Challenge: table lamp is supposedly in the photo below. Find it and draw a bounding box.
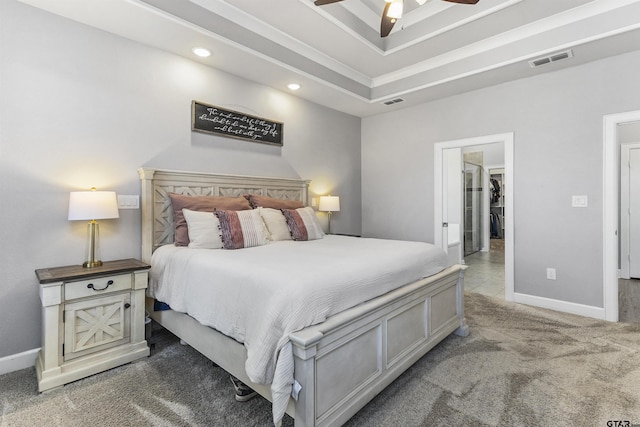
[319,195,340,234]
[68,188,119,268]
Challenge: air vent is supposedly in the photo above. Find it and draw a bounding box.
[383,98,405,106]
[528,49,573,68]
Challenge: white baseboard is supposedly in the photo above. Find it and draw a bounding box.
[0,348,40,376]
[514,293,606,320]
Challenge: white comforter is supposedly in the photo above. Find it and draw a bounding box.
[148,235,448,425]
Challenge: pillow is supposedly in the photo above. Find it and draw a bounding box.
[245,194,304,210]
[169,193,251,246]
[215,209,269,249]
[281,207,325,241]
[258,208,292,241]
[182,209,223,249]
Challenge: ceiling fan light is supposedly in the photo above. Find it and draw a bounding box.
[387,0,403,19]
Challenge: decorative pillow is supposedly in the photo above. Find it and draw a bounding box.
[182,209,223,249]
[258,207,292,241]
[169,193,251,246]
[281,207,325,241]
[245,194,304,210]
[215,209,269,249]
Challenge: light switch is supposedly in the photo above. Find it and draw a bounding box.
[117,195,140,209]
[571,195,588,208]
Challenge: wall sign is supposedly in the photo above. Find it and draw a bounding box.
[191,100,283,146]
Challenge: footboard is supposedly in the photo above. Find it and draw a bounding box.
[290,264,467,427]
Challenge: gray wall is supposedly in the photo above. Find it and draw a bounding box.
[362,49,640,308]
[0,1,361,358]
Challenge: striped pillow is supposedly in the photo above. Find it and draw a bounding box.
[281,207,325,241]
[215,209,268,250]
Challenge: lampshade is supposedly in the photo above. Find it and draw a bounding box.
[68,189,119,268]
[319,196,340,213]
[68,190,119,221]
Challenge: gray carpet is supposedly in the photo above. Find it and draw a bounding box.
[2,293,640,426]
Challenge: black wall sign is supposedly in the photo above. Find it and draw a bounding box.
[191,101,283,146]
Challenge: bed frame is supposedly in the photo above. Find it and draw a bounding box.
[138,167,468,427]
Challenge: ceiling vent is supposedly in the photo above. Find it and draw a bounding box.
[528,49,573,68]
[383,98,405,106]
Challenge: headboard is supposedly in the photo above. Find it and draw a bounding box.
[138,168,310,263]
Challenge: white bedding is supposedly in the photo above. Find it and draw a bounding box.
[148,235,448,425]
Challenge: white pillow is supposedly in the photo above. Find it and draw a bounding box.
[258,207,292,241]
[182,208,223,249]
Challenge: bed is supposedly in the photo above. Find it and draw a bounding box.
[139,168,468,427]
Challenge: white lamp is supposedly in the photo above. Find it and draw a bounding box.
[318,195,340,234]
[68,188,119,268]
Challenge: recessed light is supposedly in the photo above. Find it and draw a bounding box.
[287,83,301,91]
[192,47,211,57]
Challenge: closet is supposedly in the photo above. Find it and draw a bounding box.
[489,168,505,240]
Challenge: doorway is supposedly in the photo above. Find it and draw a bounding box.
[604,110,640,322]
[621,142,640,279]
[434,132,514,301]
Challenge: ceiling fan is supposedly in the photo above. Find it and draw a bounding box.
[314,0,480,38]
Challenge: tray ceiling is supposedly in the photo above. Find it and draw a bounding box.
[17,0,640,117]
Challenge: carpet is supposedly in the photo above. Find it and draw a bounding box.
[2,293,639,426]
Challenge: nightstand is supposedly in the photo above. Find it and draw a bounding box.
[35,258,150,392]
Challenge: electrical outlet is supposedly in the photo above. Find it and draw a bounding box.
[571,195,588,207]
[546,268,556,280]
[117,195,139,209]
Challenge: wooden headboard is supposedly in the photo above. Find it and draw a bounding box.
[138,168,310,263]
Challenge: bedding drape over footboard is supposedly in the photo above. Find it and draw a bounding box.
[148,235,448,425]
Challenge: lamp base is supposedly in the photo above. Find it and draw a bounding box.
[83,221,103,268]
[83,260,103,268]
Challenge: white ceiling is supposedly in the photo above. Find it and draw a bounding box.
[17,0,640,117]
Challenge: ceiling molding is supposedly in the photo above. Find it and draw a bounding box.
[15,0,640,117]
[190,0,373,86]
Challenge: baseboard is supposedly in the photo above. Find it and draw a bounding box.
[0,348,40,376]
[513,293,606,320]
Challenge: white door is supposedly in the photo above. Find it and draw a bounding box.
[621,144,640,279]
[631,148,640,278]
[442,148,463,265]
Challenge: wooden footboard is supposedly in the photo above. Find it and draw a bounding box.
[289,264,466,426]
[147,264,466,426]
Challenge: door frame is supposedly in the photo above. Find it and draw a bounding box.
[620,142,640,279]
[434,132,514,300]
[603,110,640,322]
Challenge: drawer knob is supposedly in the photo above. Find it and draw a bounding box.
[124,303,131,309]
[87,279,114,291]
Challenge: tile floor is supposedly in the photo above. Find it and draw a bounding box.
[463,239,505,300]
[619,277,640,324]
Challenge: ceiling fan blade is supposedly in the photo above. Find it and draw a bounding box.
[380,2,396,38]
[314,0,344,5]
[442,0,480,4]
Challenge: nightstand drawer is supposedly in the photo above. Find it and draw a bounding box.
[65,274,132,301]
